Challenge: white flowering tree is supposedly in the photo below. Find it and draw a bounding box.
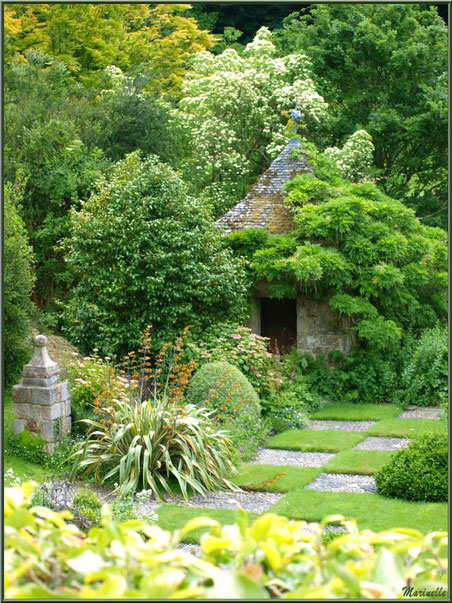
[324,130,375,183]
[173,27,328,216]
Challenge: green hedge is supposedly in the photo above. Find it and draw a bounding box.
[375,433,447,502]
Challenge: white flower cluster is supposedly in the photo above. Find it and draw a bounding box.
[173,27,328,210]
[5,468,21,487]
[325,130,375,182]
[101,65,143,99]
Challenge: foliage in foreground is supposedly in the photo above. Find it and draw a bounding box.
[69,397,237,501]
[4,484,448,599]
[186,361,267,461]
[375,433,448,503]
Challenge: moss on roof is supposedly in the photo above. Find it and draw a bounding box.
[217,138,313,235]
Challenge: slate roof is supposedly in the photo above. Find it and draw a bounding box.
[217,138,313,235]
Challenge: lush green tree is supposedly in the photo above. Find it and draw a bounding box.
[277,4,448,228]
[4,182,35,387]
[173,27,328,216]
[84,66,173,162]
[63,152,248,357]
[226,142,447,349]
[4,52,109,307]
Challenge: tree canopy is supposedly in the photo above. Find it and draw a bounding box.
[63,153,248,356]
[277,3,448,228]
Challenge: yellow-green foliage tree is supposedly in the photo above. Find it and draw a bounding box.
[4,3,214,95]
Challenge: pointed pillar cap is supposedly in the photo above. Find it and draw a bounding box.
[22,335,60,380]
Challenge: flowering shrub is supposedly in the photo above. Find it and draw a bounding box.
[186,361,267,462]
[67,351,130,436]
[5,484,448,599]
[324,129,375,182]
[184,322,274,398]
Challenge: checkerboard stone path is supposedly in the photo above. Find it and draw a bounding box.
[354,437,410,451]
[160,405,440,511]
[398,406,442,420]
[252,448,334,467]
[309,420,376,432]
[305,473,376,494]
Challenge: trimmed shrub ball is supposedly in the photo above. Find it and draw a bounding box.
[186,361,266,462]
[375,433,447,502]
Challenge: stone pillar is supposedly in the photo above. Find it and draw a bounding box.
[12,334,71,453]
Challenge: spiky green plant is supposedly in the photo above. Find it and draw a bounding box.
[69,397,238,501]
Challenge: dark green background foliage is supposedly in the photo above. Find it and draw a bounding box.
[186,361,265,461]
[396,327,448,407]
[375,434,448,502]
[228,143,447,350]
[4,185,35,386]
[277,3,448,229]
[63,153,247,357]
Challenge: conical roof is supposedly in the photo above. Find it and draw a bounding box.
[217,138,313,235]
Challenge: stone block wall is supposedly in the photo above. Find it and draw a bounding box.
[296,295,354,357]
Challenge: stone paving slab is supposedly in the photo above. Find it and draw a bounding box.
[354,437,410,451]
[305,473,376,494]
[252,448,335,468]
[309,420,377,432]
[183,491,283,513]
[398,407,442,420]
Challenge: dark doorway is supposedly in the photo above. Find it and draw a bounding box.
[260,298,297,354]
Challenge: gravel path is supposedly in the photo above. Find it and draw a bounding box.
[398,407,442,420]
[305,473,376,494]
[354,437,410,451]
[308,420,377,432]
[179,491,283,513]
[252,448,334,468]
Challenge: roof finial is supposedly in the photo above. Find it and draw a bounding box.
[290,97,302,136]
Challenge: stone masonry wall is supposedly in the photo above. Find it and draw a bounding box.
[296,295,354,357]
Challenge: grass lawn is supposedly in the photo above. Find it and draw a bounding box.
[367,418,447,438]
[156,504,257,544]
[311,403,402,421]
[230,464,321,492]
[269,490,448,534]
[5,453,48,485]
[323,450,394,475]
[267,429,365,452]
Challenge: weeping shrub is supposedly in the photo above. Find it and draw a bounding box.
[69,397,237,501]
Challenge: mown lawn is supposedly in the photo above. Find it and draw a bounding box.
[231,464,321,492]
[311,402,402,421]
[323,449,394,475]
[269,490,448,534]
[367,418,447,438]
